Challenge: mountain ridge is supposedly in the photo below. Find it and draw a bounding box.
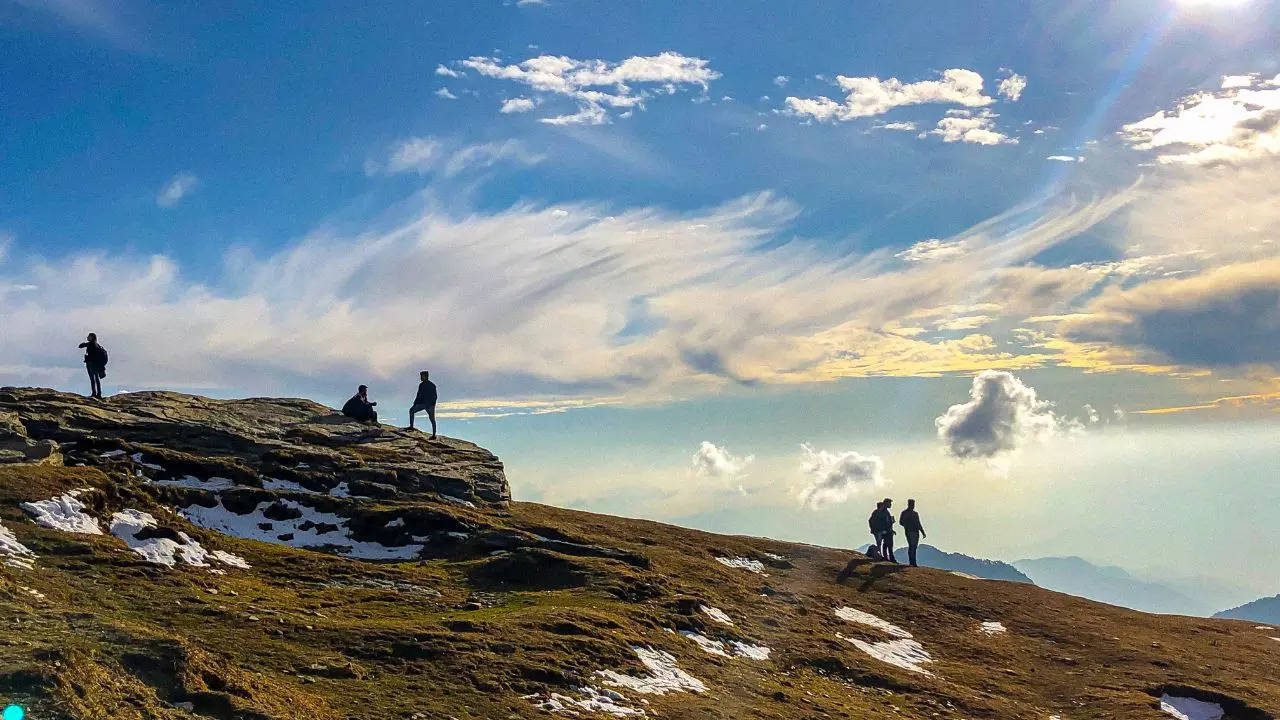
[0,387,1276,719]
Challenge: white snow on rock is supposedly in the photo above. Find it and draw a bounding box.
[386,517,405,528]
[1159,694,1225,720]
[949,571,981,580]
[680,630,730,657]
[715,556,766,574]
[597,646,707,695]
[439,493,477,508]
[20,490,102,534]
[180,497,422,560]
[108,509,249,571]
[19,585,45,600]
[700,605,734,626]
[729,640,772,660]
[526,686,643,716]
[262,477,318,494]
[129,452,165,471]
[838,633,934,676]
[152,475,237,491]
[100,449,126,458]
[0,520,37,569]
[762,552,785,561]
[1254,625,1274,630]
[979,621,1007,635]
[834,607,913,639]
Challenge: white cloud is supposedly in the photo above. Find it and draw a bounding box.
[935,315,992,331]
[935,371,1065,462]
[797,444,886,510]
[1046,155,1083,162]
[435,64,463,78]
[773,75,790,87]
[784,68,995,122]
[156,173,198,208]
[453,52,719,124]
[516,0,548,6]
[997,72,1027,101]
[1120,78,1280,165]
[383,137,442,174]
[435,87,459,100]
[500,97,537,113]
[691,442,754,485]
[878,121,917,132]
[896,239,967,263]
[931,111,1016,145]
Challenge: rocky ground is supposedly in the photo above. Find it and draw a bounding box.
[0,388,1276,720]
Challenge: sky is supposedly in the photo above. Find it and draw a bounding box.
[1,0,1278,594]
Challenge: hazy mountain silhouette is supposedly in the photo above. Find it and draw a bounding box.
[857,543,1032,583]
[1213,595,1280,625]
[1012,556,1211,616]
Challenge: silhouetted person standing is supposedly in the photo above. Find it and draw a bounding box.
[342,385,378,424]
[868,501,886,558]
[77,333,108,400]
[899,498,926,567]
[874,498,897,563]
[408,370,437,439]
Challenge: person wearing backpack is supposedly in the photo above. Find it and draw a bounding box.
[77,332,108,400]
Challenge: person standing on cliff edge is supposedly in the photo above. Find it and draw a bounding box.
[77,332,108,400]
[899,498,926,567]
[408,370,437,440]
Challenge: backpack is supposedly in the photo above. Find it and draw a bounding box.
[91,344,109,367]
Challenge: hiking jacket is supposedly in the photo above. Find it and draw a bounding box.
[414,380,437,406]
[899,509,923,534]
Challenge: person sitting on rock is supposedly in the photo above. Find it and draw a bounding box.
[408,370,437,439]
[341,385,378,424]
[77,332,108,400]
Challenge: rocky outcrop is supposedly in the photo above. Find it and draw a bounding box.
[0,387,509,506]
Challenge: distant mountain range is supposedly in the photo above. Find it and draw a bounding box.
[1012,556,1214,616]
[857,543,1032,583]
[1213,595,1280,625]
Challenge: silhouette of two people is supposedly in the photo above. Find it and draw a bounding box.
[866,497,927,567]
[78,332,108,400]
[341,384,378,424]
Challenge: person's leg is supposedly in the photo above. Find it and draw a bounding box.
[428,406,437,438]
[907,533,919,566]
[408,405,416,429]
[885,533,896,563]
[89,368,102,398]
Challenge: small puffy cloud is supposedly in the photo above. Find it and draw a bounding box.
[896,238,968,263]
[435,64,463,78]
[452,51,719,124]
[785,68,994,122]
[878,121,917,132]
[1060,259,1280,369]
[691,441,754,481]
[931,111,1016,145]
[997,72,1027,101]
[935,370,1063,461]
[773,75,790,87]
[435,87,459,100]
[797,444,886,510]
[156,173,198,208]
[1047,155,1084,162]
[500,97,537,113]
[1120,78,1280,165]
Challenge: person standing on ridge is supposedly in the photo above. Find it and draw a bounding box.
[408,370,437,440]
[77,332,108,400]
[899,498,926,567]
[867,501,886,559]
[341,385,378,424]
[874,498,897,563]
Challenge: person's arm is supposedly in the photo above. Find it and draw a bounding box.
[78,342,88,348]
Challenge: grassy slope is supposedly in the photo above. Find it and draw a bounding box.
[0,464,1276,720]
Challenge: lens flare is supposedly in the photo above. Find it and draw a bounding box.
[2,705,24,720]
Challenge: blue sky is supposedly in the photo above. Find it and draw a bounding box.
[2,0,1278,591]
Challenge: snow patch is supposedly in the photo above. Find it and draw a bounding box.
[152,475,237,491]
[729,640,772,660]
[1254,625,1274,630]
[762,552,785,561]
[108,509,249,571]
[680,630,730,657]
[700,605,734,626]
[949,571,981,580]
[262,477,318,494]
[0,520,37,569]
[20,490,102,534]
[838,634,934,676]
[180,498,422,560]
[439,493,477,508]
[19,585,45,600]
[99,449,126,458]
[979,621,1007,635]
[597,646,706,695]
[834,607,913,639]
[526,686,642,716]
[1159,695,1224,720]
[386,518,405,528]
[715,556,766,574]
[129,452,165,471]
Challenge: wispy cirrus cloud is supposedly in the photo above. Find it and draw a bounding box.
[366,136,543,177]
